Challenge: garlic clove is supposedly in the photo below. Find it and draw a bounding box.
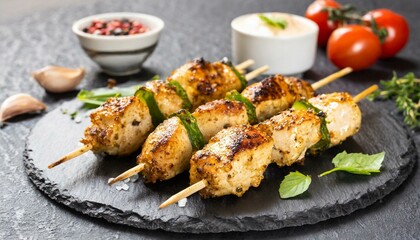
[32,66,85,93]
[0,93,47,122]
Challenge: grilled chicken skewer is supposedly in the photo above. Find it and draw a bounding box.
[48,59,263,169]
[159,86,377,208]
[108,67,352,185]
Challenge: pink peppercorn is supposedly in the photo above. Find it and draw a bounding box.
[82,18,148,36]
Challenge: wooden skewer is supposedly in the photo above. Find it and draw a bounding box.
[159,85,379,208]
[245,65,269,81]
[353,85,378,103]
[108,163,145,185]
[159,179,208,209]
[311,67,352,90]
[47,144,92,169]
[234,59,255,70]
[246,66,352,86]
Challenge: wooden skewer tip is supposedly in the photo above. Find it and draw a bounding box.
[340,67,353,74]
[47,145,92,169]
[353,85,379,103]
[311,67,353,90]
[159,179,208,209]
[245,65,269,81]
[108,163,145,186]
[235,59,255,70]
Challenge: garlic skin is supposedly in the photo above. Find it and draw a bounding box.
[32,66,85,93]
[0,94,47,122]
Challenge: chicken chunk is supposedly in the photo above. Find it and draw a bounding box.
[242,75,314,121]
[167,58,242,109]
[144,80,184,117]
[138,99,248,182]
[193,99,249,142]
[190,125,273,198]
[81,96,153,155]
[138,117,192,183]
[309,92,362,146]
[257,109,322,167]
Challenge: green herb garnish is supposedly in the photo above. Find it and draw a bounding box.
[258,14,288,30]
[151,75,160,80]
[76,76,161,108]
[319,151,385,177]
[279,171,311,199]
[225,90,258,124]
[168,80,193,110]
[170,109,206,150]
[70,111,78,120]
[135,87,166,127]
[292,100,330,153]
[77,86,140,108]
[369,72,420,128]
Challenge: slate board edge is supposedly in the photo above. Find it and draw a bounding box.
[23,128,417,234]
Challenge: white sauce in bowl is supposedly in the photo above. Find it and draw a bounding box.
[231,12,319,75]
[233,13,313,38]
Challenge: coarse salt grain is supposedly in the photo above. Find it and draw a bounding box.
[74,116,82,123]
[121,183,129,191]
[177,198,187,207]
[123,178,130,183]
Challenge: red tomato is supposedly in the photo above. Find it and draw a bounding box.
[362,9,409,58]
[327,25,381,71]
[305,0,341,46]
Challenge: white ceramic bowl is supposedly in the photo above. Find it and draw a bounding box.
[72,12,164,76]
[232,13,318,75]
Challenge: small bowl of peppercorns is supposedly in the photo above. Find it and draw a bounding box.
[72,12,164,76]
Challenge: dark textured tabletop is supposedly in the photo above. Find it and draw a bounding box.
[0,0,419,239]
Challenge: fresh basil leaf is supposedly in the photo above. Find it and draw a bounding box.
[279,171,311,199]
[319,151,385,177]
[319,167,377,176]
[258,14,288,30]
[332,151,384,169]
[77,86,140,108]
[76,75,162,108]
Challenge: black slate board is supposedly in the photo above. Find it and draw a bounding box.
[24,94,416,233]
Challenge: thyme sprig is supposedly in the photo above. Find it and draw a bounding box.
[369,72,420,128]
